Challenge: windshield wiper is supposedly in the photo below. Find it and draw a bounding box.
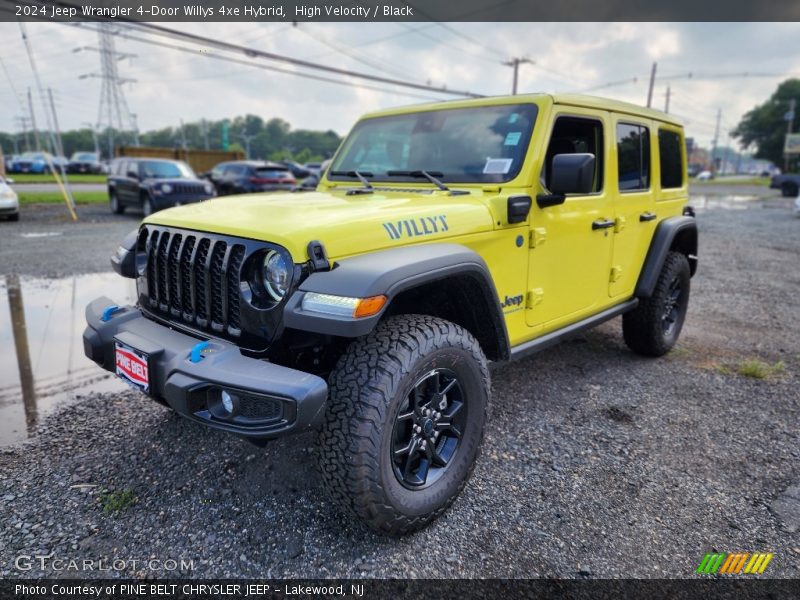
[387,170,449,191]
[330,170,373,194]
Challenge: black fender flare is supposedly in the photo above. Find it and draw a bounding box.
[635,216,698,298]
[283,243,510,360]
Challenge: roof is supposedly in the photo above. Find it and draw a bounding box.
[361,93,683,127]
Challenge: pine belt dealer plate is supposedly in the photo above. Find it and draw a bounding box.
[114,341,150,393]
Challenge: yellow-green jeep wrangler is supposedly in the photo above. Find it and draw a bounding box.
[84,94,697,535]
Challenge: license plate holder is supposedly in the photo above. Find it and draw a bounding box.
[114,341,150,393]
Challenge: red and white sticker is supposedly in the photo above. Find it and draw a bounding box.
[114,342,150,393]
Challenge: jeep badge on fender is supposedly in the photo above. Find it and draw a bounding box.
[84,94,696,536]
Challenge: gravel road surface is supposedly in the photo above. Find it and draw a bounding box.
[1,190,798,579]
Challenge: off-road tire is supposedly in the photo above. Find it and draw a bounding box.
[109,191,124,214]
[318,314,490,536]
[623,251,691,357]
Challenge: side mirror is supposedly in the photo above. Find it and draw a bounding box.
[550,153,596,195]
[127,170,139,179]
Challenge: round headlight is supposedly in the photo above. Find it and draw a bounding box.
[161,183,173,194]
[262,250,289,302]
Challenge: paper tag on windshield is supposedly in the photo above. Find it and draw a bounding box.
[483,158,513,174]
[504,132,522,146]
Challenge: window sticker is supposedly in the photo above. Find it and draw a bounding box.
[504,131,522,146]
[483,158,513,174]
[508,113,520,124]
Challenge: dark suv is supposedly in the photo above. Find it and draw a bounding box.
[206,161,296,195]
[108,158,215,216]
[67,152,104,174]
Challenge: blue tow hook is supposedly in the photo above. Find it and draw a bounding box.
[101,305,122,322]
[189,341,210,363]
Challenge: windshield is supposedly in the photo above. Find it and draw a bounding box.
[72,152,98,161]
[140,160,195,179]
[330,103,538,184]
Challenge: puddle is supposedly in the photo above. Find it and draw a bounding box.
[690,194,760,211]
[0,273,136,447]
[19,232,63,239]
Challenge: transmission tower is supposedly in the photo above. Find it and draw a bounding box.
[78,24,139,158]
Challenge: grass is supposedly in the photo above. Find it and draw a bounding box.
[690,176,770,187]
[18,191,108,205]
[100,489,136,515]
[735,359,785,380]
[8,173,107,184]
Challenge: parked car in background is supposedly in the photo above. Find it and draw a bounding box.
[10,152,49,174]
[4,154,20,173]
[67,151,104,174]
[107,158,215,216]
[770,173,800,197]
[696,170,713,181]
[206,161,296,195]
[280,160,311,180]
[304,161,322,174]
[294,159,331,191]
[0,176,19,221]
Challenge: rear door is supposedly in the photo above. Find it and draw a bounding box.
[526,108,615,329]
[609,117,656,297]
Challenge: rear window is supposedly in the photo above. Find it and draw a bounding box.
[254,167,291,178]
[658,129,684,189]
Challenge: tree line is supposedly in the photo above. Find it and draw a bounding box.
[0,115,343,164]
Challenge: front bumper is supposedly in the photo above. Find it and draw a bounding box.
[83,296,328,440]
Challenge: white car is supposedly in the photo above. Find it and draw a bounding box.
[794,190,800,217]
[696,170,713,181]
[0,176,19,221]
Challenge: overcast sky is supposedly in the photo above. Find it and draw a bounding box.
[1,22,799,152]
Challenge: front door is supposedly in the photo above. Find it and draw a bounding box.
[526,109,615,329]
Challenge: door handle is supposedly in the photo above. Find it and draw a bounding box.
[592,218,615,230]
[639,212,657,222]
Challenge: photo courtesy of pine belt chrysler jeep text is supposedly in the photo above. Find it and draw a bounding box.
[84,94,698,535]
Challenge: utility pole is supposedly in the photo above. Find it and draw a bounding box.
[179,119,188,150]
[240,133,255,159]
[27,88,41,151]
[785,98,796,173]
[502,57,533,95]
[76,23,138,158]
[83,122,100,155]
[646,62,657,108]
[47,88,65,158]
[664,85,671,114]
[201,119,210,150]
[711,108,721,175]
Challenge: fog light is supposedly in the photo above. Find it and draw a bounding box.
[221,390,234,414]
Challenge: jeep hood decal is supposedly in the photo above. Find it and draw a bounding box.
[143,190,494,261]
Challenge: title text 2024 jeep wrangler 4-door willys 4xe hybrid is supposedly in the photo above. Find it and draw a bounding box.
[84,94,697,535]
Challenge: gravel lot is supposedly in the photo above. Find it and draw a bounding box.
[1,189,798,579]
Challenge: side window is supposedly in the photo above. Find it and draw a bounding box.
[616,123,650,191]
[211,165,225,178]
[658,129,684,189]
[543,116,604,193]
[224,165,243,176]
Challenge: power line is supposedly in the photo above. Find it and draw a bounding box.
[69,22,445,102]
[120,20,482,98]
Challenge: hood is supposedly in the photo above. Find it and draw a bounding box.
[143,177,207,186]
[144,188,495,261]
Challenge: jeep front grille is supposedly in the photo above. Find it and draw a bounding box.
[139,227,246,337]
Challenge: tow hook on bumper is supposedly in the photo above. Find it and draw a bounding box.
[82,296,329,440]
